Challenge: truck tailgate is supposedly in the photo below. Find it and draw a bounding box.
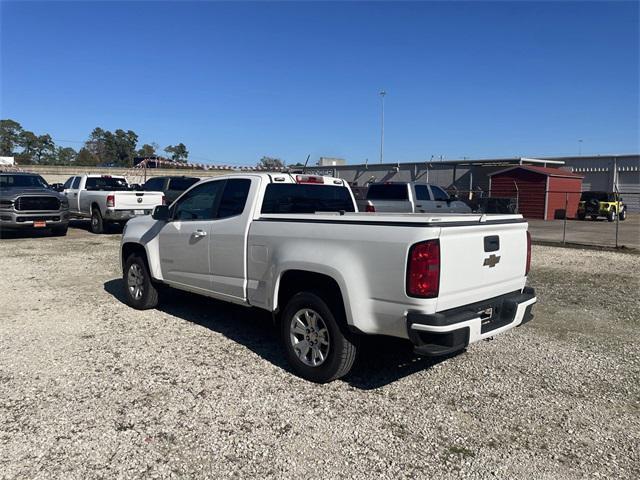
[436,222,528,311]
[114,192,164,210]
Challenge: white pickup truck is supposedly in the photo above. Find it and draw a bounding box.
[62,174,164,233]
[120,173,536,383]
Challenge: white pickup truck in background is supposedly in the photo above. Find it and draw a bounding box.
[120,173,536,383]
[62,174,165,233]
[358,181,473,214]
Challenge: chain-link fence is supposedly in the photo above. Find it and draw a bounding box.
[450,188,639,249]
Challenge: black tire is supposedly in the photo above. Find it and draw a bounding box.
[619,209,627,221]
[90,207,104,234]
[607,209,617,222]
[590,215,598,221]
[51,225,68,236]
[123,253,159,310]
[280,291,358,383]
[577,213,586,221]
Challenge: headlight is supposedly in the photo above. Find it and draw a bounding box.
[0,199,13,209]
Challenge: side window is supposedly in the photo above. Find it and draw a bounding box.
[172,181,224,221]
[144,178,165,191]
[414,185,431,201]
[63,177,74,189]
[217,179,251,219]
[430,186,450,201]
[71,177,81,189]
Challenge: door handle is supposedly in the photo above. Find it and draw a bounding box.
[192,229,207,238]
[73,193,77,197]
[415,204,422,208]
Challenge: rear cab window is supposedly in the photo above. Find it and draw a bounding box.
[366,184,408,201]
[85,177,129,191]
[261,183,356,214]
[430,185,450,201]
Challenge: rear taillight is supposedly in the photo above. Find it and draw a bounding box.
[525,230,531,275]
[365,204,375,212]
[106,194,115,208]
[407,240,440,298]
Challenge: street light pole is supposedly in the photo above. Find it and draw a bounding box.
[379,90,386,164]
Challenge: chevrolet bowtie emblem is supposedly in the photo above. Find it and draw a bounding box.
[483,254,501,268]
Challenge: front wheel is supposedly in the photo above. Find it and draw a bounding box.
[577,212,586,220]
[619,209,627,221]
[123,253,159,309]
[280,291,358,383]
[607,209,617,222]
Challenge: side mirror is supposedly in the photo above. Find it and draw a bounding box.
[51,183,64,192]
[152,205,170,221]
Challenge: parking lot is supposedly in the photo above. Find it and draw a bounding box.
[1,226,639,479]
[528,215,640,250]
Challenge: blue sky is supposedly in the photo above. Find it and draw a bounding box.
[1,1,638,165]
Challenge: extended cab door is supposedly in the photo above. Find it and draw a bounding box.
[64,176,82,213]
[208,177,255,301]
[157,180,225,292]
[414,184,436,213]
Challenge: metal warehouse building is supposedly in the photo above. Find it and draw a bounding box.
[304,154,640,212]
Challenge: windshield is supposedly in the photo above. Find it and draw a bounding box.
[85,177,129,191]
[0,174,49,189]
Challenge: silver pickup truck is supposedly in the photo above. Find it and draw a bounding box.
[61,174,164,233]
[357,182,472,214]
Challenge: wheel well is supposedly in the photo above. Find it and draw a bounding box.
[121,242,147,271]
[277,270,346,323]
[91,202,100,213]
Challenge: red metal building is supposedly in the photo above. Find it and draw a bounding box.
[489,166,583,220]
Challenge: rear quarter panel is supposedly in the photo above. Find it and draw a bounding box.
[247,220,441,338]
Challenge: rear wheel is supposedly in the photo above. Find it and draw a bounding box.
[90,208,104,234]
[619,208,627,221]
[607,209,617,222]
[590,215,598,221]
[577,212,586,220]
[280,291,358,383]
[123,253,159,309]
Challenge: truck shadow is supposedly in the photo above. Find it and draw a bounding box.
[104,279,454,389]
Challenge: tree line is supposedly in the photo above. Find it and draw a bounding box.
[0,119,189,167]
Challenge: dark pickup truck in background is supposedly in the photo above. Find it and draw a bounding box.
[0,172,70,236]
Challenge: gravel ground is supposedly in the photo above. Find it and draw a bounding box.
[1,226,639,479]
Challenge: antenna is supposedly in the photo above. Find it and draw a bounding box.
[302,154,311,173]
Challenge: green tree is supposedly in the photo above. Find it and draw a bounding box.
[18,130,38,161]
[33,134,55,163]
[258,156,285,170]
[55,147,77,165]
[164,143,189,163]
[137,143,157,157]
[0,119,23,155]
[85,127,138,166]
[75,147,99,166]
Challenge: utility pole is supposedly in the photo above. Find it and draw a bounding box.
[379,90,386,164]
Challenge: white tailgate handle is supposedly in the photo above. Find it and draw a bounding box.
[192,229,207,238]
